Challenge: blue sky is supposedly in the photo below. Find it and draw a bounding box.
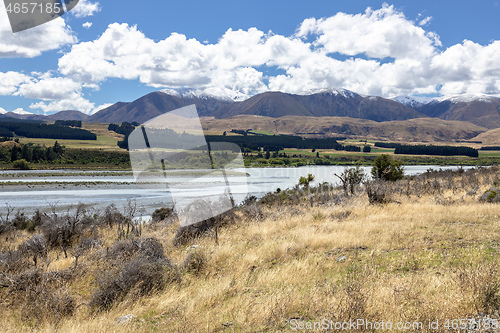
[1,0,500,115]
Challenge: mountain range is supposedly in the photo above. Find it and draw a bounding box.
[2,89,500,131]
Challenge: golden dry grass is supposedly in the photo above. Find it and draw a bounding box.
[1,171,499,332]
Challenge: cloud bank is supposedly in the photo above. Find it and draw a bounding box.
[3,3,500,114]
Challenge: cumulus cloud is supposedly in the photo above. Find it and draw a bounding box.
[56,5,451,98]
[6,3,500,114]
[30,92,96,113]
[83,22,93,29]
[295,4,441,60]
[0,71,31,95]
[70,0,101,18]
[0,4,76,58]
[16,75,83,100]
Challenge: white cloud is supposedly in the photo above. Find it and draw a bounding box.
[419,16,432,26]
[5,3,500,112]
[0,4,76,58]
[16,75,82,100]
[70,0,101,18]
[0,71,31,95]
[295,4,441,60]
[91,103,113,114]
[30,92,96,113]
[83,22,93,29]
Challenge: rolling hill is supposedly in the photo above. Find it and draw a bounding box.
[201,115,487,143]
[411,94,500,129]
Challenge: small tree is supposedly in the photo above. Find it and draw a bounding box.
[335,166,366,195]
[298,173,315,188]
[371,154,404,181]
[363,145,371,153]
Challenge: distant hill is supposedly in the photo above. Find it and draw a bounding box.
[471,128,500,146]
[201,115,487,143]
[89,91,233,123]
[45,110,89,121]
[408,94,500,129]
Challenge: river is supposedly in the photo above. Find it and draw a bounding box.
[0,165,475,215]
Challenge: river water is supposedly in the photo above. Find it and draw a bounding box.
[0,165,474,215]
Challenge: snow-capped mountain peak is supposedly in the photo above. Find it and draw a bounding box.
[392,96,435,108]
[300,87,358,98]
[438,93,500,104]
[0,107,7,114]
[161,87,249,102]
[10,108,32,115]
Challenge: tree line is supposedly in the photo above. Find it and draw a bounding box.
[108,122,139,150]
[0,121,96,140]
[480,146,500,151]
[204,135,361,152]
[0,141,64,164]
[394,144,478,157]
[54,120,82,128]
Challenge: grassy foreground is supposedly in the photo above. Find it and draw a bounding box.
[0,168,499,332]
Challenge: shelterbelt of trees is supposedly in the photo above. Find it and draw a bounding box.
[0,138,130,168]
[0,121,96,140]
[375,142,479,157]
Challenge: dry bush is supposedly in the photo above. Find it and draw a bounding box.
[107,237,166,263]
[39,204,98,259]
[182,250,206,275]
[90,257,167,312]
[365,180,390,204]
[90,237,178,312]
[151,207,175,222]
[18,234,47,267]
[173,210,236,246]
[6,268,76,325]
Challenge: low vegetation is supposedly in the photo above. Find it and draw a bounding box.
[0,164,499,331]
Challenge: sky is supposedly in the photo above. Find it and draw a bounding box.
[1,0,500,115]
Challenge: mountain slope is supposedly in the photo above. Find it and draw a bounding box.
[212,92,314,118]
[212,89,426,121]
[292,89,425,121]
[201,115,486,142]
[417,95,500,129]
[89,91,233,123]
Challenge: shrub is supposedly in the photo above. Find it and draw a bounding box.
[108,237,166,262]
[90,238,175,312]
[7,269,76,324]
[12,159,30,170]
[18,234,47,267]
[12,211,35,232]
[371,154,404,181]
[151,207,174,222]
[479,188,500,203]
[183,251,206,275]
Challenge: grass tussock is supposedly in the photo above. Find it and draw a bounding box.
[0,166,499,332]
